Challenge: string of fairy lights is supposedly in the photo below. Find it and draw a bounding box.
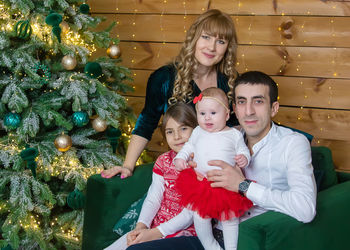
[156,0,167,59]
[0,138,103,180]
[0,141,86,242]
[113,0,341,147]
[0,4,96,54]
[240,2,341,144]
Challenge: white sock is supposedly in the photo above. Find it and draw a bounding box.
[193,212,223,250]
[222,217,239,250]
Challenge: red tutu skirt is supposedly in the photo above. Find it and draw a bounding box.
[176,168,253,221]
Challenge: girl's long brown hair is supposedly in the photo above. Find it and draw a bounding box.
[161,102,197,137]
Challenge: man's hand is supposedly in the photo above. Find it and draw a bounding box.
[235,154,248,168]
[206,160,245,192]
[127,228,163,246]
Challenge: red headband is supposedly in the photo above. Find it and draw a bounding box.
[193,93,203,104]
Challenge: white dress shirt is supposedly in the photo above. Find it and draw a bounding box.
[241,122,317,223]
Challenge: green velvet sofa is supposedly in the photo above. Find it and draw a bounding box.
[82,146,350,250]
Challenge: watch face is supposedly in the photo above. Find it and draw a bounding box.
[239,181,249,192]
[239,179,251,195]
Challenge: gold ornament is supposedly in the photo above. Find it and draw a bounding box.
[92,117,108,132]
[54,133,72,152]
[60,21,70,34]
[62,55,77,70]
[107,45,121,59]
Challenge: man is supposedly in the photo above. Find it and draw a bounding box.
[207,71,316,223]
[127,71,317,250]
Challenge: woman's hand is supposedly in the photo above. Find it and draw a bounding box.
[127,228,163,246]
[101,166,133,179]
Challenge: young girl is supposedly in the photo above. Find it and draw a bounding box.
[174,87,253,250]
[104,102,198,250]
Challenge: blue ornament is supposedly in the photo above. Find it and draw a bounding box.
[72,111,89,127]
[4,112,21,130]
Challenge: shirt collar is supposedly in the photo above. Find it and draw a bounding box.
[248,122,276,155]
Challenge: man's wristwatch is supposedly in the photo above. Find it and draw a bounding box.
[238,179,252,196]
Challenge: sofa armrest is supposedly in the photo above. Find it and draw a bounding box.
[337,171,350,183]
[82,163,154,250]
[238,180,350,250]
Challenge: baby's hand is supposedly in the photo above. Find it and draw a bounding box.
[174,158,187,171]
[235,154,248,168]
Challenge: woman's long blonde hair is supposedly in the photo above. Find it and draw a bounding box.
[169,9,238,106]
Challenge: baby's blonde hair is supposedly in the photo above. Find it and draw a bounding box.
[198,87,229,110]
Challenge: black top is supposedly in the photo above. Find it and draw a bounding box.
[132,64,238,140]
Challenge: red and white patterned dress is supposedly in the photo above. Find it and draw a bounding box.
[150,150,196,238]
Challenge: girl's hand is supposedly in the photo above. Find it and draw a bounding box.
[128,228,163,246]
[174,158,187,171]
[235,154,248,168]
[101,166,133,179]
[127,229,139,246]
[126,223,148,246]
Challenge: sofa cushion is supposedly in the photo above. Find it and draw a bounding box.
[238,180,350,250]
[313,168,325,192]
[113,193,146,236]
[311,146,338,191]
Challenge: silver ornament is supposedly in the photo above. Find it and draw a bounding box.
[92,117,108,132]
[62,55,77,70]
[54,134,72,152]
[107,45,121,59]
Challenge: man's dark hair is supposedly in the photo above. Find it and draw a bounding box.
[233,71,278,106]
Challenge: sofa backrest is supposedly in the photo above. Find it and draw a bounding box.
[311,146,338,192]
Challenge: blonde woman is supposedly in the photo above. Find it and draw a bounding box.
[102,9,239,179]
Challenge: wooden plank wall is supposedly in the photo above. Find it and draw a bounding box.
[89,0,350,172]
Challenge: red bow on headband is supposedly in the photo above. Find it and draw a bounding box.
[193,93,203,104]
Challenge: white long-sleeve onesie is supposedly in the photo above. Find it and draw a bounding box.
[175,126,250,176]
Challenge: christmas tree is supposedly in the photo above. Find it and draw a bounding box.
[0,0,136,249]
